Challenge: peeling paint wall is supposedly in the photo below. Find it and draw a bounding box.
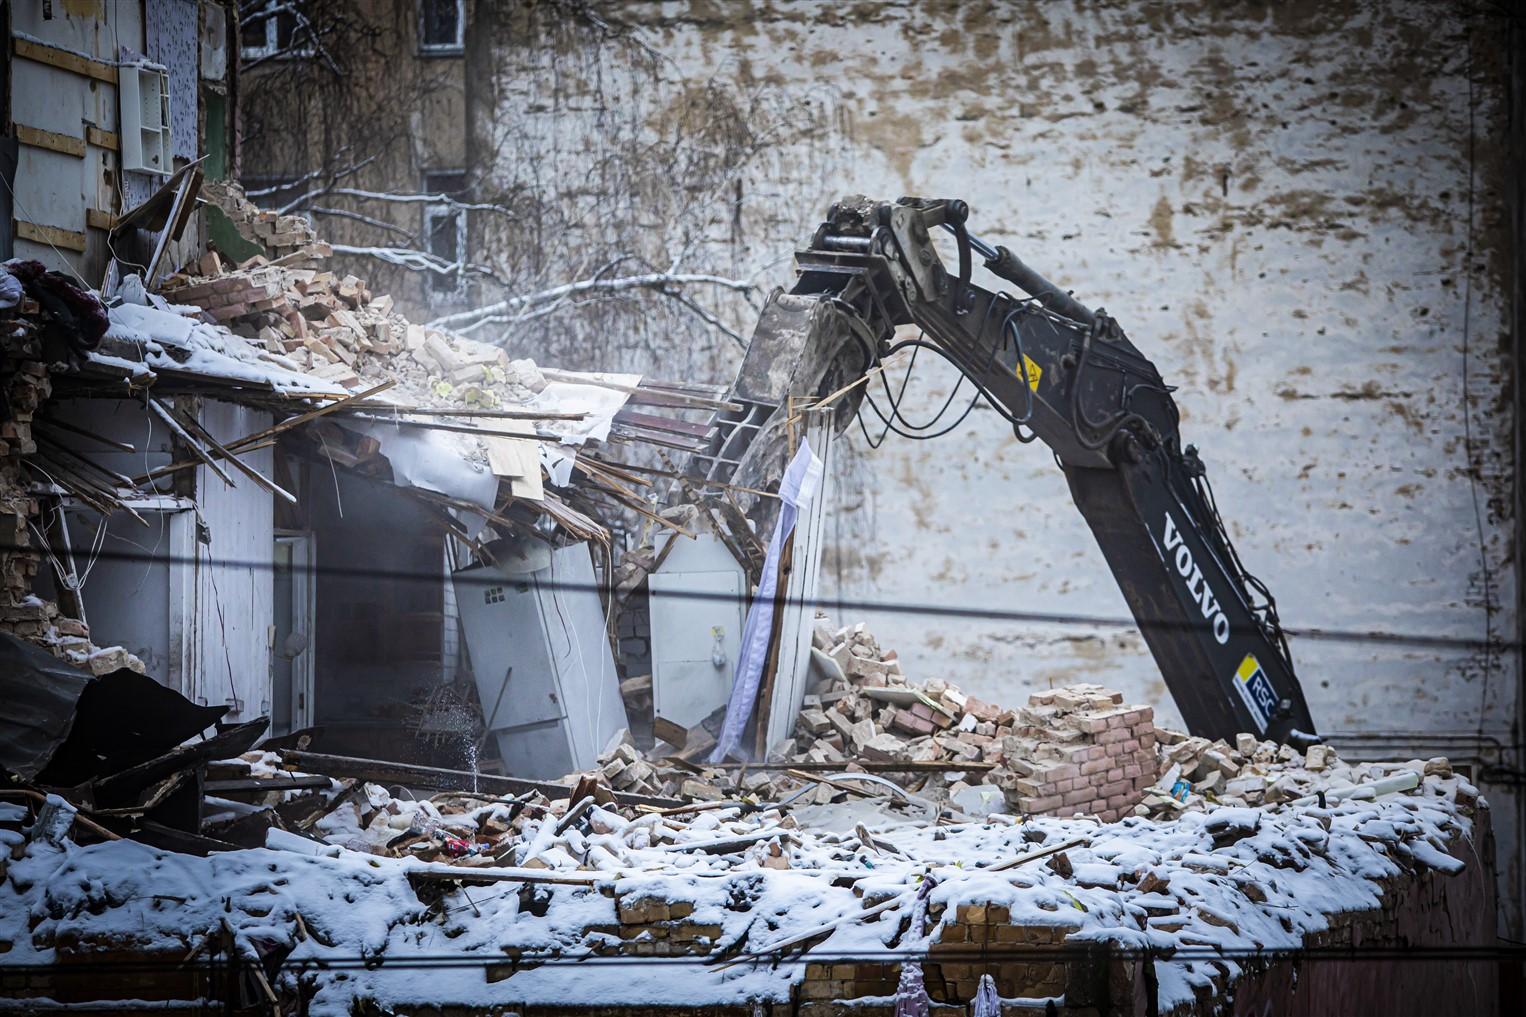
[479,0,1519,928]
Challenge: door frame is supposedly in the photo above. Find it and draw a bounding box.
[273,530,316,734]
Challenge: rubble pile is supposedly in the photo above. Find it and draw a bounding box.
[784,620,1160,822]
[0,743,1489,1015]
[158,249,550,404]
[159,250,409,389]
[202,179,321,259]
[1136,727,1455,818]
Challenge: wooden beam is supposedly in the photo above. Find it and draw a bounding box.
[15,219,86,253]
[16,124,85,158]
[12,37,118,84]
[279,750,682,810]
[172,404,297,505]
[148,398,237,488]
[706,759,997,773]
[86,126,120,151]
[205,775,332,795]
[85,208,116,231]
[132,382,394,485]
[339,403,585,421]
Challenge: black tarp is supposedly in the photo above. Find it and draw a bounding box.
[0,632,226,785]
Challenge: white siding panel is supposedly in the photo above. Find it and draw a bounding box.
[190,401,274,722]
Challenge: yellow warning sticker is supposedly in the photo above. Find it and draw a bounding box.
[1016,353,1042,391]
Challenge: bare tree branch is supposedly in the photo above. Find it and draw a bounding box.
[315,188,520,217]
[308,206,418,243]
[275,154,383,214]
[665,289,746,348]
[328,243,506,286]
[425,271,755,332]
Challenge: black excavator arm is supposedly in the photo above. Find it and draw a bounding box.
[696,195,1318,746]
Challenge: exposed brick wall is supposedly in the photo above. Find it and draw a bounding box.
[0,322,49,619]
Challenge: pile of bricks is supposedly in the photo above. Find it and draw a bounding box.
[159,254,544,405]
[160,251,405,389]
[786,621,1017,768]
[992,685,1158,823]
[786,621,1160,821]
[202,179,320,258]
[1139,727,1457,818]
[596,734,786,803]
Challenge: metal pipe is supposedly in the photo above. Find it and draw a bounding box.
[944,223,1095,326]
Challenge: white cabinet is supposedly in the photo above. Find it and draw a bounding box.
[119,63,172,175]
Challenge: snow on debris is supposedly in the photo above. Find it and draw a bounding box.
[0,759,1483,1014]
[93,299,337,396]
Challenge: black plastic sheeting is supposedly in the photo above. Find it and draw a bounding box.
[0,631,226,785]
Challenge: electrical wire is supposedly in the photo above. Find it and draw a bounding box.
[0,544,1510,655]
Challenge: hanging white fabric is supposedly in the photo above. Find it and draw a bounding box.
[972,973,1001,1017]
[894,875,939,1017]
[708,439,824,763]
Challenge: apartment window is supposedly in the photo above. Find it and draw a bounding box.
[419,0,465,54]
[240,2,313,62]
[423,171,468,298]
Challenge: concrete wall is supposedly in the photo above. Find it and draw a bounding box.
[471,1,1519,929]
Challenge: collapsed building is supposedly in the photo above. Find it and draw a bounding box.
[0,3,1512,1016]
[0,202,1504,1013]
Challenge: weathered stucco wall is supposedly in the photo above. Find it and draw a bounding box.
[473,0,1519,927]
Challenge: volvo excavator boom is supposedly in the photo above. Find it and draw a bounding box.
[693,196,1318,746]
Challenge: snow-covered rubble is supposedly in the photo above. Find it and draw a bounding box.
[0,751,1485,1014]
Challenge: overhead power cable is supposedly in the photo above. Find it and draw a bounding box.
[0,541,1514,655]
